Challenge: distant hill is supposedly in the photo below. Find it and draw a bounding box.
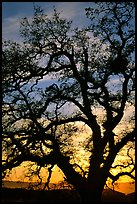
[126,192,136,202]
[2,180,30,189]
[2,180,59,190]
[2,180,135,194]
[102,189,126,202]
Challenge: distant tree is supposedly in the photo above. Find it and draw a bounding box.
[2,2,135,202]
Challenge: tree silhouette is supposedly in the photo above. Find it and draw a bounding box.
[2,3,135,202]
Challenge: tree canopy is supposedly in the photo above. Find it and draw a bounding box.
[2,2,135,202]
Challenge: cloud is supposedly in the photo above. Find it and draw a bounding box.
[54,2,84,19]
[53,2,92,28]
[42,2,90,20]
[2,2,93,42]
[123,104,135,121]
[2,15,22,41]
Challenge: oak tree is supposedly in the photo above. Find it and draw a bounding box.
[2,2,135,202]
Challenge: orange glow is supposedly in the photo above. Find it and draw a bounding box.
[112,181,135,195]
[4,162,64,183]
[3,160,135,195]
[3,120,135,195]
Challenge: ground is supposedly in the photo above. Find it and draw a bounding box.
[1,187,135,202]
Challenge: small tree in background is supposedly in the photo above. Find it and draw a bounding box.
[2,2,135,202]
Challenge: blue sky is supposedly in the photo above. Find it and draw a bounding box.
[2,2,94,92]
[2,2,135,118]
[2,2,95,116]
[2,2,94,41]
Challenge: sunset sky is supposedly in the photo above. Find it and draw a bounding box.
[2,2,135,195]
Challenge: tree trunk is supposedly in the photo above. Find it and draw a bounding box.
[77,184,103,202]
[56,153,106,202]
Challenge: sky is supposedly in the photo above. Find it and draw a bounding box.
[2,0,94,184]
[2,1,135,124]
[2,1,95,114]
[2,1,101,120]
[2,2,135,193]
[2,2,94,41]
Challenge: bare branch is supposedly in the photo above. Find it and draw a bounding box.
[108,169,135,183]
[43,164,54,190]
[115,129,135,153]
